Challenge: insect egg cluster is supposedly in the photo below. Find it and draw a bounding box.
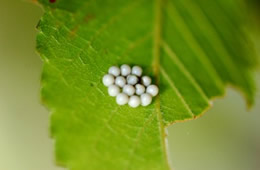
[102,64,159,108]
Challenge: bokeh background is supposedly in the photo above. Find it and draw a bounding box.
[0,1,259,170]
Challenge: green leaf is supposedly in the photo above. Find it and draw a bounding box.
[36,0,257,169]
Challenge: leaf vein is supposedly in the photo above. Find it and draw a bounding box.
[160,67,195,116]
[162,41,209,102]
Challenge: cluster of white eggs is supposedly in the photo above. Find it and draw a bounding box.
[102,64,159,108]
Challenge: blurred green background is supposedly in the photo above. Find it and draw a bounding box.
[0,1,259,170]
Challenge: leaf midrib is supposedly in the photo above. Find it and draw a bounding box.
[153,0,170,169]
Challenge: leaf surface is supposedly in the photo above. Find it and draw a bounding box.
[36,0,257,169]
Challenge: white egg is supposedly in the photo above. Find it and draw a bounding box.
[108,66,120,76]
[115,76,126,88]
[131,65,143,77]
[123,84,135,96]
[140,93,152,106]
[128,95,141,108]
[146,85,159,96]
[141,76,152,87]
[120,64,131,76]
[102,74,114,86]
[135,84,145,95]
[127,75,138,85]
[108,85,120,97]
[116,93,129,105]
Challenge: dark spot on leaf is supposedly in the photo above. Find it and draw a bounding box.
[90,83,94,87]
[69,25,79,38]
[103,49,109,55]
[36,20,41,29]
[49,0,56,3]
[84,14,95,24]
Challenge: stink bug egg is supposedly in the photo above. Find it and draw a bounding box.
[135,84,145,95]
[102,74,114,87]
[128,95,141,108]
[115,76,126,88]
[120,64,131,76]
[116,93,129,105]
[146,85,159,96]
[132,65,142,77]
[123,84,135,96]
[141,76,152,87]
[108,85,120,97]
[141,93,152,106]
[127,75,138,85]
[108,66,120,76]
